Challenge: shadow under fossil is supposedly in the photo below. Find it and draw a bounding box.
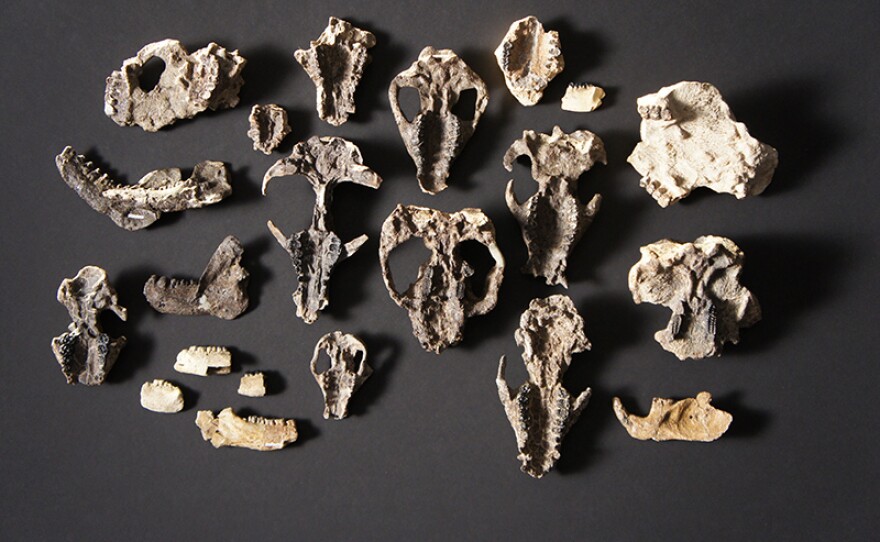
[103,264,159,383]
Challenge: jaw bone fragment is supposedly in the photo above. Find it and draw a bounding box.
[238,372,266,397]
[504,126,606,287]
[174,346,232,376]
[140,379,184,413]
[311,332,372,420]
[379,205,505,353]
[144,236,249,319]
[613,392,732,442]
[295,17,376,126]
[51,266,127,385]
[496,295,591,478]
[494,16,564,106]
[104,39,246,132]
[627,81,778,207]
[248,104,291,154]
[196,408,298,451]
[55,146,231,231]
[561,83,605,112]
[629,236,761,360]
[389,46,489,194]
[263,136,382,324]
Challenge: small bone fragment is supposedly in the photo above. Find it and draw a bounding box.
[55,147,232,231]
[389,47,489,194]
[379,205,505,353]
[140,379,184,413]
[628,236,761,360]
[295,17,376,126]
[263,136,382,324]
[612,392,732,442]
[195,408,298,451]
[494,16,564,106]
[238,372,266,397]
[310,332,371,419]
[104,39,246,131]
[504,126,606,286]
[496,295,591,478]
[174,346,232,376]
[248,104,291,154]
[51,266,127,385]
[627,81,778,206]
[561,83,605,112]
[144,236,249,320]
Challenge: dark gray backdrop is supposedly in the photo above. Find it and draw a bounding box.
[1,1,878,540]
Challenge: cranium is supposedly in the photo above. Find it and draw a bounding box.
[494,16,564,106]
[310,332,372,420]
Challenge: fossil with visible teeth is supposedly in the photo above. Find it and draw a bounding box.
[174,346,232,376]
[140,379,184,413]
[494,16,564,106]
[238,372,266,397]
[247,104,291,154]
[196,408,298,451]
[613,392,732,442]
[561,83,605,112]
[310,332,371,419]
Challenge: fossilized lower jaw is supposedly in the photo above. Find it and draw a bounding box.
[196,408,298,451]
[613,392,732,442]
[56,146,231,231]
[504,126,606,287]
[389,47,489,194]
[561,83,605,112]
[494,16,564,106]
[144,236,249,319]
[238,372,266,397]
[248,104,291,154]
[174,346,232,376]
[311,332,372,419]
[295,17,376,126]
[140,379,184,413]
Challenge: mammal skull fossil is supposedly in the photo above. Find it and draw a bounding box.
[310,332,372,419]
[494,16,564,106]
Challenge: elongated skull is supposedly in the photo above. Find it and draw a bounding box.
[310,332,372,419]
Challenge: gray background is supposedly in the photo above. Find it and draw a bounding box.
[1,0,878,539]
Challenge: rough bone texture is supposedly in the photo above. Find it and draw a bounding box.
[389,47,489,194]
[379,205,505,353]
[144,236,249,319]
[295,17,376,126]
[496,295,591,478]
[51,266,127,385]
[196,408,298,451]
[263,136,382,324]
[104,39,246,132]
[494,16,564,106]
[174,346,232,376]
[55,147,232,231]
[504,126,606,286]
[561,83,604,112]
[248,104,291,154]
[238,373,266,397]
[613,392,733,442]
[629,236,761,360]
[311,332,372,419]
[140,379,184,413]
[627,81,778,207]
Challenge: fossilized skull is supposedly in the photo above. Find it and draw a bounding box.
[196,408,298,451]
[248,104,291,154]
[310,332,372,420]
[389,47,489,194]
[613,392,733,442]
[379,205,505,353]
[504,126,606,287]
[494,16,564,106]
[628,236,761,360]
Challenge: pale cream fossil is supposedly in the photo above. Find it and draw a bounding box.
[174,346,232,376]
[238,372,266,397]
[494,16,564,106]
[310,332,372,420]
[140,379,184,413]
[248,104,291,154]
[561,83,605,112]
[613,392,733,442]
[196,408,298,451]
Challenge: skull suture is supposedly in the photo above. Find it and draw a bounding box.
[310,332,372,420]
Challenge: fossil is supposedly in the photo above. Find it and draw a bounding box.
[104,39,246,132]
[310,332,372,420]
[51,266,127,385]
[389,46,489,194]
[238,372,266,397]
[144,236,249,319]
[379,205,505,353]
[263,136,382,324]
[55,146,231,231]
[629,236,761,360]
[174,346,232,376]
[494,16,563,106]
[627,81,778,207]
[496,295,591,478]
[195,408,298,451]
[295,17,376,126]
[613,392,732,442]
[248,104,291,154]
[561,83,605,112]
[140,379,184,413]
[504,126,606,287]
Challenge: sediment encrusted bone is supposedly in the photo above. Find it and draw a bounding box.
[504,126,606,287]
[174,346,232,376]
[263,136,382,323]
[140,379,184,413]
[627,81,778,206]
[55,146,231,231]
[628,236,761,360]
[496,295,591,478]
[310,332,372,419]
[248,104,291,154]
[494,16,564,106]
[295,17,376,126]
[195,408,298,451]
[51,266,127,385]
[389,47,489,194]
[144,236,249,319]
[379,205,505,353]
[104,39,246,131]
[613,392,732,442]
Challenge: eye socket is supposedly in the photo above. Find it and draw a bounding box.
[314,350,333,374]
[138,57,166,92]
[397,86,421,122]
[458,239,495,298]
[387,237,432,295]
[451,88,478,121]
